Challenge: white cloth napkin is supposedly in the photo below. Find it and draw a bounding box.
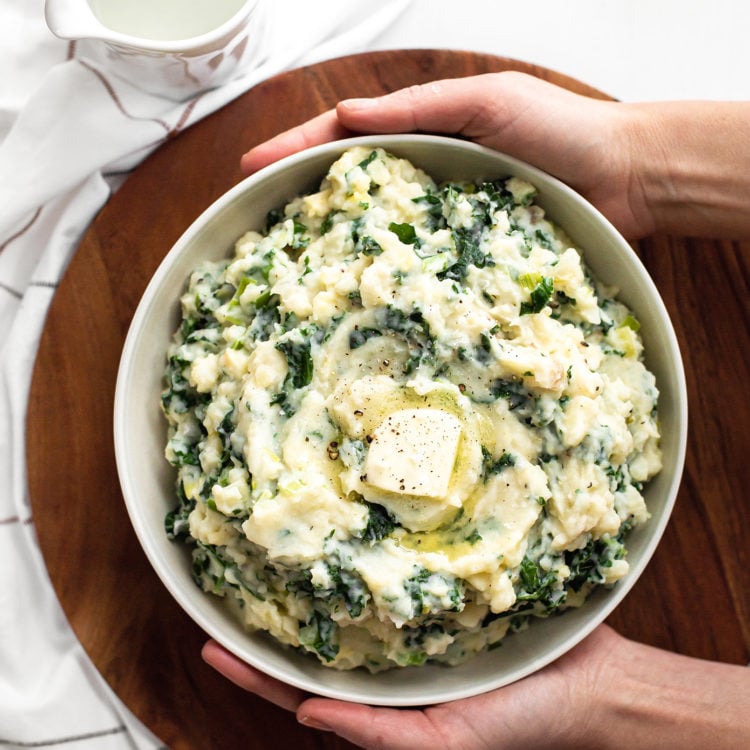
[0,1,411,747]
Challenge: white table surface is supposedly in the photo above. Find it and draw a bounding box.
[2,1,748,748]
[372,0,750,102]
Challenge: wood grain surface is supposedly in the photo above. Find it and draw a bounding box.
[27,50,750,749]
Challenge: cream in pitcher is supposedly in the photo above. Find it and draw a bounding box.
[44,0,268,99]
[87,0,248,41]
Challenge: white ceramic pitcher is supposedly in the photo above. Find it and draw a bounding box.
[45,0,268,100]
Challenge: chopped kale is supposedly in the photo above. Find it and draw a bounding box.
[438,224,495,282]
[362,502,398,543]
[167,438,201,467]
[565,523,631,592]
[165,483,194,541]
[357,149,378,170]
[520,276,554,315]
[348,327,382,350]
[481,447,516,481]
[412,193,446,232]
[436,179,515,282]
[489,378,531,411]
[405,567,433,617]
[405,567,462,618]
[257,249,276,282]
[248,302,280,342]
[162,354,211,414]
[269,389,293,418]
[351,217,383,256]
[388,221,420,246]
[356,234,383,256]
[478,179,518,215]
[533,228,555,250]
[323,564,369,618]
[377,306,435,374]
[400,622,447,665]
[515,556,564,611]
[320,209,338,234]
[465,528,483,545]
[555,289,577,307]
[299,609,339,662]
[564,541,602,592]
[275,331,315,389]
[475,331,494,365]
[216,406,237,461]
[265,207,284,232]
[291,220,310,251]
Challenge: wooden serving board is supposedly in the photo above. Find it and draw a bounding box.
[27,50,750,749]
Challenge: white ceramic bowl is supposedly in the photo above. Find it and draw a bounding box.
[114,134,687,706]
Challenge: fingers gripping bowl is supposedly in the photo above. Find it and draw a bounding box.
[115,135,687,705]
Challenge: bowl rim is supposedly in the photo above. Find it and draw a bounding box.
[114,133,688,706]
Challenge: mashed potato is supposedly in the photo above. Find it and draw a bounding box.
[162,146,661,670]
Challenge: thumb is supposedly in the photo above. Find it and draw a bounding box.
[297,698,447,750]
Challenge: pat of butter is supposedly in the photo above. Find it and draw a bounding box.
[364,408,462,498]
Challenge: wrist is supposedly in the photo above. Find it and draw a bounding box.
[593,636,750,750]
[624,101,750,239]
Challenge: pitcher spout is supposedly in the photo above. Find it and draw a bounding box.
[44,0,113,42]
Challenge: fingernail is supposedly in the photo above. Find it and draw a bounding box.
[340,97,378,111]
[298,714,333,732]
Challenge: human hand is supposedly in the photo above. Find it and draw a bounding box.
[240,72,652,240]
[202,622,750,750]
[202,623,618,750]
[241,72,750,241]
